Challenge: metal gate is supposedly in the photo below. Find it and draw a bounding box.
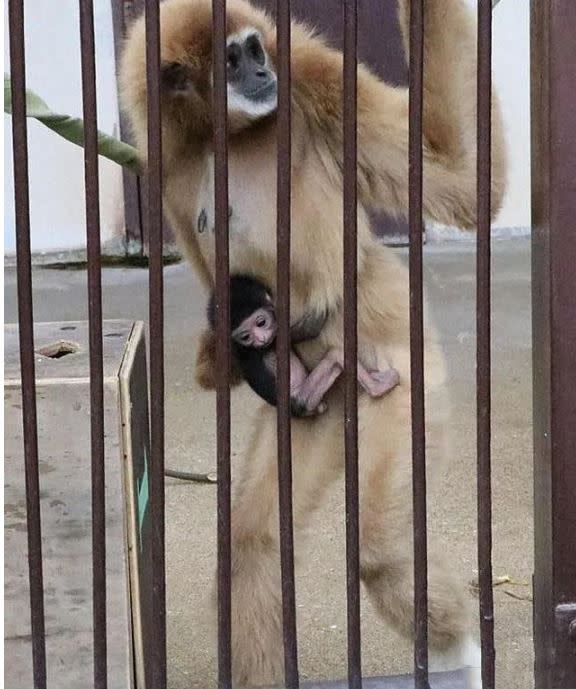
[5,0,576,688]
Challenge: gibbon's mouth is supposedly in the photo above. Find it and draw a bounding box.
[245,80,277,103]
[251,337,272,349]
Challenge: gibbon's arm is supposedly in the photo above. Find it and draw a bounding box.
[240,350,280,408]
[163,204,214,291]
[289,0,506,229]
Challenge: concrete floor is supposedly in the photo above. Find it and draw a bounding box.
[4,237,533,688]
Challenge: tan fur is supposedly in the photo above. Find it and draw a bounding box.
[119,0,507,684]
[195,329,243,389]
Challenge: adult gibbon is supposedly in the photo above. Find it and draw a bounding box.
[120,0,507,686]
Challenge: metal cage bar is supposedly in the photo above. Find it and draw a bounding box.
[407,1,429,686]
[476,1,495,687]
[212,1,233,687]
[144,1,167,687]
[111,0,145,251]
[7,2,48,687]
[275,0,300,686]
[78,1,108,686]
[531,1,576,687]
[342,0,362,686]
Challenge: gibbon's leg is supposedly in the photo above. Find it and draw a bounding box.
[292,354,342,413]
[294,350,400,413]
[321,349,400,399]
[357,392,481,688]
[226,399,344,686]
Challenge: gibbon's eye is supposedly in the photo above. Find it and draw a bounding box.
[256,315,266,328]
[227,43,242,70]
[245,34,265,65]
[241,332,251,343]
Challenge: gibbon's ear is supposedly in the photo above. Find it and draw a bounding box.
[161,62,195,97]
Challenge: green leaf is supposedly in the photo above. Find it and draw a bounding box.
[4,74,142,173]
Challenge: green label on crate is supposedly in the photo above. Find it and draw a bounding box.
[137,446,149,552]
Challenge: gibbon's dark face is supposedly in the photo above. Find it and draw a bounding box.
[159,25,276,132]
[226,29,277,120]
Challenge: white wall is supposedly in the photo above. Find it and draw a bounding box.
[3,0,124,254]
[3,0,530,254]
[466,0,531,230]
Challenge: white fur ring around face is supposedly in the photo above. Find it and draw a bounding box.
[227,84,277,120]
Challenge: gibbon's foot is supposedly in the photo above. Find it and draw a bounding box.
[291,397,328,417]
[430,636,482,689]
[315,400,328,415]
[364,367,400,397]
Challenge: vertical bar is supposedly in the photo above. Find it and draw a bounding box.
[275,0,299,687]
[342,0,361,687]
[531,1,576,687]
[407,1,429,687]
[78,1,107,686]
[212,1,232,687]
[7,3,48,688]
[476,2,495,688]
[144,1,167,687]
[111,0,145,251]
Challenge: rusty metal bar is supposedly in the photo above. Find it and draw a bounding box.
[531,1,576,687]
[7,3,47,688]
[476,2,495,687]
[78,1,108,686]
[407,1,428,687]
[212,1,232,687]
[342,0,361,686]
[144,1,167,687]
[275,0,299,687]
[111,0,145,251]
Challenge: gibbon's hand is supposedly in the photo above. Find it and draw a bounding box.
[195,328,244,391]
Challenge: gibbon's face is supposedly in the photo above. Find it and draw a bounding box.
[232,307,277,349]
[159,22,277,135]
[226,29,278,122]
